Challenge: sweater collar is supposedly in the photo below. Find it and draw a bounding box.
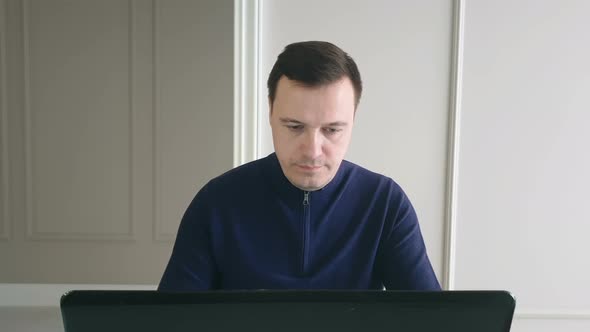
[264,153,348,203]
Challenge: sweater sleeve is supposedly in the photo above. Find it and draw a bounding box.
[379,184,441,290]
[158,184,218,291]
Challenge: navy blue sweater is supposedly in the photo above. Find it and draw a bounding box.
[158,153,440,290]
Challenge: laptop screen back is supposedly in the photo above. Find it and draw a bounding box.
[60,290,515,332]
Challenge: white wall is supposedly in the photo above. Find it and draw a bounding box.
[455,0,590,330]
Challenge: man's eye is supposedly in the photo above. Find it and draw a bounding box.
[323,128,341,135]
[287,125,303,131]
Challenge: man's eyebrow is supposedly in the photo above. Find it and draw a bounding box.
[325,121,348,127]
[279,118,348,127]
[279,117,304,124]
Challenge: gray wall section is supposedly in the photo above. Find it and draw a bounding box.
[0,0,233,284]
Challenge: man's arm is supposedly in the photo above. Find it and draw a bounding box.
[379,185,441,290]
[158,185,218,291]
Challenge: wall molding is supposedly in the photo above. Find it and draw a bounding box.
[0,0,9,241]
[442,0,465,290]
[151,0,173,242]
[233,0,261,167]
[22,0,135,241]
[0,283,156,307]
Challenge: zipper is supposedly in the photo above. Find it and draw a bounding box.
[301,191,310,276]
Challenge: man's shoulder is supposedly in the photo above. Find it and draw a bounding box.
[342,159,395,184]
[341,159,405,195]
[342,160,414,217]
[206,155,267,191]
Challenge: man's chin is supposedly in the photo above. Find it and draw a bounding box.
[285,169,337,191]
[292,178,328,192]
[296,185,322,192]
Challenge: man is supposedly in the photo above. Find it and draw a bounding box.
[158,41,440,291]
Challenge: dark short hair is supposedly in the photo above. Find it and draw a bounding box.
[267,41,363,109]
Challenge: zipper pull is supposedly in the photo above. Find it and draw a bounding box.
[303,191,310,205]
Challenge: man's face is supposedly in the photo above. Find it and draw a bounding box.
[270,76,356,191]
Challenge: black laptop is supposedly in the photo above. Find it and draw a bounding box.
[60,290,515,332]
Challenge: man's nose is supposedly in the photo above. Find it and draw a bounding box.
[301,130,322,160]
